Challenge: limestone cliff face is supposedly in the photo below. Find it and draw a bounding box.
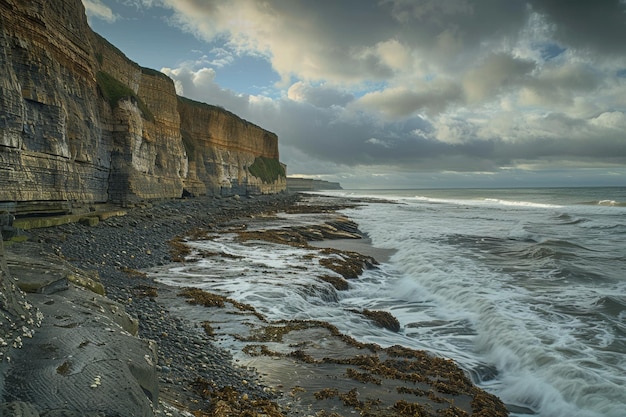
[0,0,285,214]
[178,97,285,196]
[0,0,108,212]
[93,39,189,202]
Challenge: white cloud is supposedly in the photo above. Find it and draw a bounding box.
[433,116,475,144]
[82,0,117,23]
[366,137,392,148]
[519,62,601,105]
[156,0,439,85]
[590,111,626,130]
[287,82,354,108]
[356,80,462,119]
[373,39,412,72]
[207,48,235,68]
[161,65,250,111]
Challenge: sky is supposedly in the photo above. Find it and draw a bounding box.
[83,0,626,189]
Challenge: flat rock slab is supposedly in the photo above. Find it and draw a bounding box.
[5,249,68,295]
[6,243,104,296]
[2,283,158,416]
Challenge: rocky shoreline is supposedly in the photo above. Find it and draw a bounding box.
[2,193,301,416]
[1,193,510,416]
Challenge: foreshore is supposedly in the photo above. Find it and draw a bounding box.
[1,193,510,416]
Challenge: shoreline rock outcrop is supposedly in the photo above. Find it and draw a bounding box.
[0,193,302,417]
[0,240,161,417]
[0,0,286,216]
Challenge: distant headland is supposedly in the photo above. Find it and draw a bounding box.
[286,177,343,192]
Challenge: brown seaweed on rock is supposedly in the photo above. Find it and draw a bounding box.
[191,379,285,417]
[351,308,401,332]
[178,287,227,307]
[177,287,267,321]
[318,274,350,290]
[319,248,378,279]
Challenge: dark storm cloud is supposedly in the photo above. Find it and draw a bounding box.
[167,59,626,176]
[496,117,626,163]
[528,0,626,54]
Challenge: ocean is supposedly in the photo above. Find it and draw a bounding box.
[153,187,626,417]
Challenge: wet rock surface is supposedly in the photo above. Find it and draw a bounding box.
[4,283,158,417]
[157,198,510,417]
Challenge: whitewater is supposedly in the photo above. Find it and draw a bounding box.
[153,187,626,417]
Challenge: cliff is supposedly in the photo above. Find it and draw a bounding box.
[0,0,285,215]
[287,177,343,192]
[178,97,286,196]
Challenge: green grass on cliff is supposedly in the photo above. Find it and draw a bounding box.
[140,66,173,81]
[248,157,286,183]
[96,71,154,122]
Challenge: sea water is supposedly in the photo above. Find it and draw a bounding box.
[153,187,626,417]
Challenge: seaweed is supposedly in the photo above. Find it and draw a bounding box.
[248,156,286,184]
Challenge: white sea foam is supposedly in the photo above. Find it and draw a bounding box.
[483,198,563,209]
[597,199,618,206]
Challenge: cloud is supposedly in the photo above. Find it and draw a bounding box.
[463,53,535,103]
[155,0,400,85]
[153,0,530,86]
[287,82,354,108]
[518,62,603,108]
[163,59,626,179]
[354,52,536,119]
[356,79,462,119]
[365,137,392,148]
[477,112,626,169]
[161,65,250,111]
[120,0,626,187]
[206,48,235,68]
[590,111,626,130]
[82,0,117,23]
[433,116,476,145]
[527,0,626,55]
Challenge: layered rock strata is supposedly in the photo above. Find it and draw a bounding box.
[178,97,285,196]
[0,0,285,215]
